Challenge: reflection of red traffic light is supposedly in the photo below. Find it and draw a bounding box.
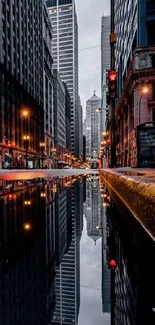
[8,194,13,200]
[108,259,117,270]
[7,141,12,148]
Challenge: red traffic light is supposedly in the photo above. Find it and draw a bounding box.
[108,71,117,81]
[108,259,117,270]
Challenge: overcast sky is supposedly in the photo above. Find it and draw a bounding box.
[78,217,111,325]
[76,0,110,118]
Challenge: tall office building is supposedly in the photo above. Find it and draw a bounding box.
[43,4,54,166]
[107,200,155,325]
[45,0,79,156]
[53,69,66,149]
[77,97,83,158]
[0,0,44,168]
[101,207,111,314]
[112,0,155,167]
[85,92,101,161]
[52,181,81,325]
[101,16,110,132]
[85,179,102,245]
[55,190,67,266]
[64,82,71,152]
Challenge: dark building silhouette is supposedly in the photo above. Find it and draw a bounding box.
[55,190,67,266]
[53,70,66,149]
[0,0,44,169]
[83,135,86,162]
[107,200,155,325]
[52,181,81,325]
[0,185,56,325]
[64,82,71,153]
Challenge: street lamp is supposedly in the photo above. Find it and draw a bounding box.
[23,135,30,169]
[51,148,57,169]
[21,109,30,118]
[138,85,149,124]
[24,223,32,231]
[40,142,45,169]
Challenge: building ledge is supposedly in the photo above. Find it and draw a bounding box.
[100,168,155,240]
[116,46,155,119]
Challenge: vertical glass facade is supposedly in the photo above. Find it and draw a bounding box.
[46,0,79,155]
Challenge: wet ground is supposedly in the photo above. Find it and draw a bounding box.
[0,174,154,325]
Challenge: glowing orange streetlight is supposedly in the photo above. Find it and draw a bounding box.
[24,223,32,231]
[40,192,46,198]
[51,148,56,153]
[139,85,149,124]
[22,109,29,118]
[39,142,45,169]
[40,142,45,147]
[23,135,30,140]
[24,200,31,205]
[23,135,30,169]
[142,85,149,94]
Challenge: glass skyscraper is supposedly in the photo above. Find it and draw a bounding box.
[52,181,81,325]
[85,92,101,161]
[45,0,79,156]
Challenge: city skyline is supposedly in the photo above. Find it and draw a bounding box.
[76,0,110,117]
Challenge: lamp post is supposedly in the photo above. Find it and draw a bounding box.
[51,148,57,169]
[23,135,30,169]
[40,142,45,169]
[138,85,149,124]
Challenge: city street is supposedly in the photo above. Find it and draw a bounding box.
[1,0,155,324]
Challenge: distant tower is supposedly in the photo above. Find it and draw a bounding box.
[85,179,102,244]
[85,92,101,161]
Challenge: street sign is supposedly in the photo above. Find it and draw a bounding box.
[137,122,155,167]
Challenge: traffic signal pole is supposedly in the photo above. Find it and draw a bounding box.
[110,0,116,167]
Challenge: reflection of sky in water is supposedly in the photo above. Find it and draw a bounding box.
[78,218,110,325]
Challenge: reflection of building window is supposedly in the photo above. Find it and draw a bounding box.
[152,108,155,121]
[152,84,155,100]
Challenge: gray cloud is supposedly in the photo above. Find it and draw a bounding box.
[76,0,110,118]
[78,218,111,325]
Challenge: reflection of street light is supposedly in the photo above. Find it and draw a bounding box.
[40,142,45,169]
[51,148,57,168]
[24,223,32,231]
[24,200,31,205]
[96,108,108,113]
[96,226,106,230]
[40,191,46,198]
[138,85,149,124]
[23,135,30,169]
